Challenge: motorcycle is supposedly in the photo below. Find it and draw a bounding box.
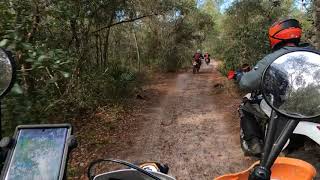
[1,48,320,180]
[239,91,320,156]
[205,58,210,65]
[218,49,320,180]
[192,59,201,74]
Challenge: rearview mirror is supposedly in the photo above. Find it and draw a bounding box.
[0,49,15,99]
[262,50,320,119]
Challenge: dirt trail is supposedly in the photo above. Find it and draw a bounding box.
[70,60,320,179]
[105,62,254,179]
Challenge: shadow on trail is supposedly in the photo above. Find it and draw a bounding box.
[192,71,212,74]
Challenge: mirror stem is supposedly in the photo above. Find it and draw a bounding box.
[261,110,277,166]
[265,119,298,169]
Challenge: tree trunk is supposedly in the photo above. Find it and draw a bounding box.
[99,32,103,68]
[103,28,110,68]
[70,18,80,52]
[95,34,99,65]
[132,27,141,72]
[102,13,115,68]
[314,0,320,49]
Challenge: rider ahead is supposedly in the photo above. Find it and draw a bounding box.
[193,49,203,65]
[204,52,210,64]
[239,18,308,156]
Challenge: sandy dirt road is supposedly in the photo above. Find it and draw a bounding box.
[101,62,255,179]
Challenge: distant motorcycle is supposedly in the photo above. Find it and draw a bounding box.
[192,59,201,74]
[205,58,210,65]
[204,52,210,65]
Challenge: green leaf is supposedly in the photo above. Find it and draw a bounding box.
[21,43,33,50]
[25,58,34,62]
[11,83,23,94]
[38,55,48,62]
[59,71,70,78]
[8,42,16,49]
[48,76,58,83]
[5,30,15,33]
[36,66,45,69]
[0,39,9,47]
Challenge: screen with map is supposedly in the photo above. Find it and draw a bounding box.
[5,128,68,180]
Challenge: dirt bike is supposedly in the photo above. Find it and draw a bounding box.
[192,59,201,74]
[218,49,320,180]
[205,58,210,65]
[239,91,320,157]
[1,48,319,180]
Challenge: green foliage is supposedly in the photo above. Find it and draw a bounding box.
[283,84,320,116]
[1,0,213,135]
[216,1,277,69]
[210,0,313,72]
[2,0,316,136]
[59,63,140,114]
[104,63,139,99]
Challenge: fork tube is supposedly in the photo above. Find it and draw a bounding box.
[260,110,277,166]
[265,119,298,169]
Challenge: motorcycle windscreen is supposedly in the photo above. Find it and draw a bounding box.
[4,128,68,180]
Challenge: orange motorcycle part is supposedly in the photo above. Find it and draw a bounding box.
[214,157,316,180]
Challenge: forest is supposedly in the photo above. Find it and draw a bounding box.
[2,0,320,179]
[0,0,318,140]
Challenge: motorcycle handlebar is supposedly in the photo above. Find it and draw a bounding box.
[87,159,162,180]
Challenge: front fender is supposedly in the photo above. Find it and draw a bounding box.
[214,157,316,180]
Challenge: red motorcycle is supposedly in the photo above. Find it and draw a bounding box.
[204,52,210,65]
[192,59,201,74]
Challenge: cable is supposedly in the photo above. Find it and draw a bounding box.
[87,159,162,180]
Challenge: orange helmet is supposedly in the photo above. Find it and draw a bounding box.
[268,19,302,49]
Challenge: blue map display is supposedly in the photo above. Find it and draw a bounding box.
[5,128,67,180]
